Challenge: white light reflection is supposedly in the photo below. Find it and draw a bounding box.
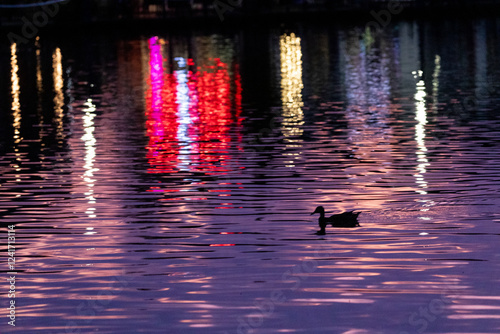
[174,57,193,171]
[84,226,97,235]
[53,47,64,137]
[413,70,429,196]
[280,33,304,168]
[11,43,21,145]
[82,98,98,218]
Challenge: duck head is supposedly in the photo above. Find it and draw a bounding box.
[311,206,325,215]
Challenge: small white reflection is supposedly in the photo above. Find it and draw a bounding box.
[413,70,429,195]
[85,207,96,218]
[85,227,96,234]
[419,232,429,236]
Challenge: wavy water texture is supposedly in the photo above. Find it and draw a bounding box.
[1,19,500,334]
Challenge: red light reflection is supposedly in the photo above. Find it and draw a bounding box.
[192,58,232,172]
[144,38,243,206]
[145,37,179,174]
[145,47,242,175]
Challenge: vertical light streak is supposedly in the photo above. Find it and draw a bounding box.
[53,47,64,138]
[195,58,231,172]
[149,37,164,113]
[413,70,429,195]
[280,33,304,168]
[11,43,21,145]
[233,63,242,120]
[431,55,441,113]
[280,33,304,137]
[36,37,44,116]
[174,57,192,171]
[145,36,179,174]
[82,98,98,218]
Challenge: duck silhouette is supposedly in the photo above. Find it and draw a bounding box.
[311,206,360,234]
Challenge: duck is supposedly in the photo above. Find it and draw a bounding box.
[311,206,360,234]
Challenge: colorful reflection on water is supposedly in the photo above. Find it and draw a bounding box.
[145,36,241,178]
[1,19,500,334]
[145,36,179,174]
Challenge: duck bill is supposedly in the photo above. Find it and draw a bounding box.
[311,209,320,215]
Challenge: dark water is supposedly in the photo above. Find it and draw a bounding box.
[1,17,500,334]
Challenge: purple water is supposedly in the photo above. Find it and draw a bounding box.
[1,18,500,334]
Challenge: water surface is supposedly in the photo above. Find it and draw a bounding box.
[1,18,500,334]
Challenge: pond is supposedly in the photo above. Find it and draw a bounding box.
[1,16,500,334]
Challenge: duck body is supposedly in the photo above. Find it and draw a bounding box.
[311,206,360,234]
